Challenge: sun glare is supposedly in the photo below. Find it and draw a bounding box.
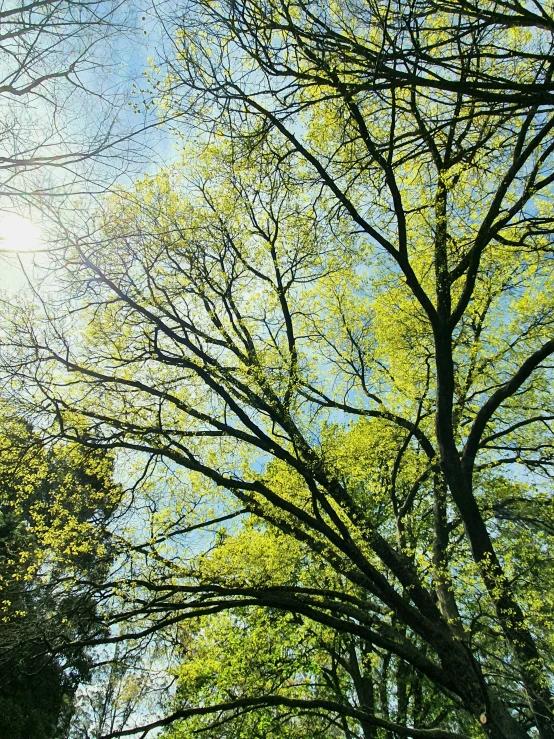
[0,213,42,252]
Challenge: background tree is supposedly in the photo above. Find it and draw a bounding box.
[0,411,122,739]
[162,518,479,739]
[69,643,166,739]
[2,1,554,738]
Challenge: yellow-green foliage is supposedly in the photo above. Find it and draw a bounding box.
[0,413,120,622]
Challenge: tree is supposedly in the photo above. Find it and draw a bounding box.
[0,413,122,738]
[162,519,480,739]
[69,643,166,739]
[2,0,554,737]
[166,600,363,739]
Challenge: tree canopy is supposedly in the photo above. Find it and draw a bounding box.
[2,1,554,738]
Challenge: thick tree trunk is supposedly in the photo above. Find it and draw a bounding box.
[433,325,554,739]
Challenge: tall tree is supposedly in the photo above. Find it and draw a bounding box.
[2,1,554,737]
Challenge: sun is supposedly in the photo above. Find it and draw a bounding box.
[0,213,42,252]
